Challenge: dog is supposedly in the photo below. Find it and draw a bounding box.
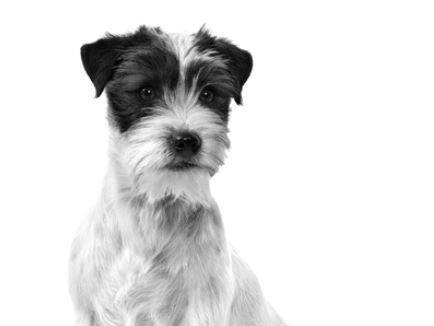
[69,25,286,326]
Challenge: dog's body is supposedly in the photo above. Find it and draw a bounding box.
[69,26,286,326]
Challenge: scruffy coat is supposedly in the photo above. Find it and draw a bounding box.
[69,25,286,326]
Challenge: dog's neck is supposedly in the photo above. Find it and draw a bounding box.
[96,159,234,325]
[103,157,228,262]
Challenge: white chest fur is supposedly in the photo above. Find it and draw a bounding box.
[69,178,234,326]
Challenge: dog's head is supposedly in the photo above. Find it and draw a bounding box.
[81,26,252,202]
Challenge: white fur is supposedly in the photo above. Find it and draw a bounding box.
[70,30,286,326]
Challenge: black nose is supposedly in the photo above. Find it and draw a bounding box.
[171,132,202,158]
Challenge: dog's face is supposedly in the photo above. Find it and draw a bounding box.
[81,26,252,201]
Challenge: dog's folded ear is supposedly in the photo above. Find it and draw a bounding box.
[81,35,128,98]
[217,42,253,105]
[195,28,253,105]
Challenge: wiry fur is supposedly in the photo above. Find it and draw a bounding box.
[70,25,286,326]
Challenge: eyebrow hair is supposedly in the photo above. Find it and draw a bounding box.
[185,59,233,92]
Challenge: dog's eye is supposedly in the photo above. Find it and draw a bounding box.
[199,88,214,104]
[139,87,154,100]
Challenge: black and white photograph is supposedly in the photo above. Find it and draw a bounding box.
[0,1,433,326]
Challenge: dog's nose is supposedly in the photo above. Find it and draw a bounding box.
[171,132,202,158]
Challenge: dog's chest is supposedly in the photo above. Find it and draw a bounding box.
[97,199,233,326]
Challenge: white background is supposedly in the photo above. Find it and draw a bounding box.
[0,1,433,326]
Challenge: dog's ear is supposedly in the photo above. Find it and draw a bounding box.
[195,28,253,104]
[81,35,128,98]
[214,40,253,104]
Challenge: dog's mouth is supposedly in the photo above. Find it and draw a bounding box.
[165,161,200,171]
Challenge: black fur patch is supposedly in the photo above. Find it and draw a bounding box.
[106,46,180,132]
[81,26,164,97]
[193,28,253,104]
[81,26,181,132]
